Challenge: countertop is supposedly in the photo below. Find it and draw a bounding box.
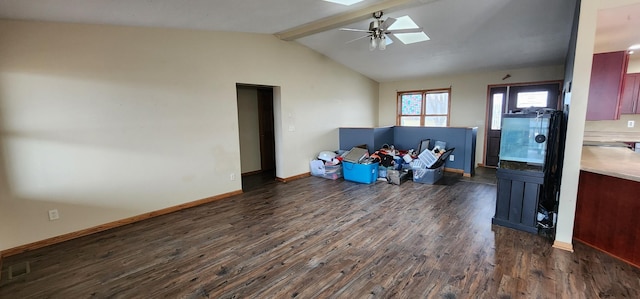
[581,146,640,182]
[583,131,640,143]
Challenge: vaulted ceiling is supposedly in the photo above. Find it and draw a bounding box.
[0,0,582,82]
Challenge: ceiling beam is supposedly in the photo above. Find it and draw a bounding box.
[274,0,436,41]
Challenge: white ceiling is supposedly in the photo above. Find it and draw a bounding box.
[0,0,581,82]
[594,3,640,54]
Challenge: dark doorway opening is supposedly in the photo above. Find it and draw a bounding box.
[236,85,276,192]
[483,82,562,168]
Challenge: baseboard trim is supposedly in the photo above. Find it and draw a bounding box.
[444,168,464,174]
[442,168,472,177]
[276,172,310,183]
[0,189,243,257]
[552,240,574,252]
[477,163,497,169]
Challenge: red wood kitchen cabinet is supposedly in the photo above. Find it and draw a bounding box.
[586,51,629,120]
[620,73,640,114]
[574,171,640,268]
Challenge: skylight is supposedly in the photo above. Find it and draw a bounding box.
[323,0,365,5]
[387,16,430,45]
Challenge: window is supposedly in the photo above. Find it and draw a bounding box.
[397,88,451,127]
[516,91,549,108]
[490,93,504,130]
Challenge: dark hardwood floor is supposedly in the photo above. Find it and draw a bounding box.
[1,173,639,298]
[242,169,276,192]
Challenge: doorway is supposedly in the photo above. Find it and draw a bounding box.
[483,82,562,167]
[236,85,276,191]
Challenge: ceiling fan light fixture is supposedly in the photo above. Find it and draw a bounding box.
[369,37,377,51]
[339,11,426,51]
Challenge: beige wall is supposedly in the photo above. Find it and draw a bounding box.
[0,20,379,251]
[379,65,565,165]
[628,54,640,73]
[236,87,261,174]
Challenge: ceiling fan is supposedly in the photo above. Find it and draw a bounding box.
[339,11,423,51]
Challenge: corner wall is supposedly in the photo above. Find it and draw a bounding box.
[0,20,379,251]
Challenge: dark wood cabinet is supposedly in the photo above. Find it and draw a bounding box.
[492,169,544,234]
[574,171,640,268]
[586,51,629,120]
[620,73,640,114]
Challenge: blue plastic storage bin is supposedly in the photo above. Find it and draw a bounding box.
[343,161,379,184]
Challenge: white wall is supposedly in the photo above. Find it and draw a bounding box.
[0,20,379,251]
[378,65,565,165]
[236,87,261,174]
[628,54,640,73]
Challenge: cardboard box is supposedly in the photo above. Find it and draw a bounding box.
[343,161,379,184]
[413,165,444,184]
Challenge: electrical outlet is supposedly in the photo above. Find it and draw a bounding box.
[230,173,235,181]
[48,209,59,221]
[449,155,455,162]
[628,120,635,128]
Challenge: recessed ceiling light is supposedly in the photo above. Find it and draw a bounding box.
[323,0,365,5]
[629,44,640,50]
[387,16,430,44]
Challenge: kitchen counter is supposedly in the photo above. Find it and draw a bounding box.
[580,145,640,182]
[583,131,640,143]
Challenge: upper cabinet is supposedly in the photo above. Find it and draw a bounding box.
[620,73,640,114]
[586,51,629,121]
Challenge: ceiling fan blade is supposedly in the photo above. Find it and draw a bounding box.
[339,28,372,33]
[386,33,400,45]
[386,27,424,34]
[345,34,372,44]
[382,17,397,30]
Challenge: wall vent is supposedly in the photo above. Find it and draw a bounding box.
[1,261,31,286]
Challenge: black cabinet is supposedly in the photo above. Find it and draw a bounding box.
[492,110,563,235]
[492,169,543,234]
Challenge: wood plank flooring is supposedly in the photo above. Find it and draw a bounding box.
[1,174,639,298]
